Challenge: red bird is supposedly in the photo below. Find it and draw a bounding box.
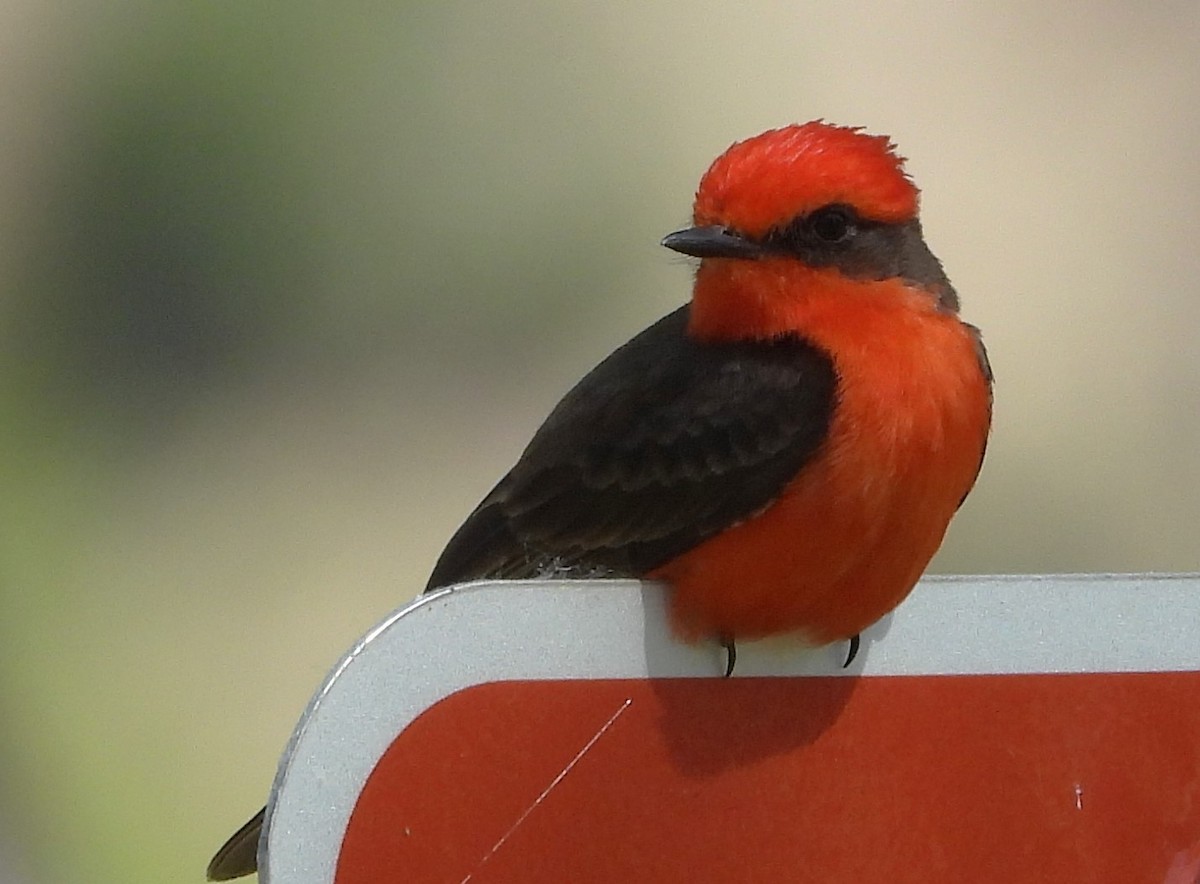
[426,121,991,650]
[207,121,991,880]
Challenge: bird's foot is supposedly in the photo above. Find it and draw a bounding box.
[843,633,861,668]
[720,635,737,678]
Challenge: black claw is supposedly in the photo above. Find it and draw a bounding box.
[720,636,737,677]
[843,633,861,668]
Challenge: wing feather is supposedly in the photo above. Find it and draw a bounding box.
[425,306,836,590]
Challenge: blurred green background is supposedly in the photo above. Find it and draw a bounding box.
[1,3,1198,881]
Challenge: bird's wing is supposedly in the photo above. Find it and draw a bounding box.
[424,305,837,590]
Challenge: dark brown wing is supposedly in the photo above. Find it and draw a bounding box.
[425,305,837,590]
[207,307,837,881]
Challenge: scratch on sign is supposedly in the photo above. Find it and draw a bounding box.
[460,697,633,883]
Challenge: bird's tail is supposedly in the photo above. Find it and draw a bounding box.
[207,807,264,881]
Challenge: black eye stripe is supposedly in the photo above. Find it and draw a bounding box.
[750,212,955,308]
[764,203,875,251]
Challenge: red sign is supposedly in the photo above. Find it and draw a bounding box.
[256,576,1200,883]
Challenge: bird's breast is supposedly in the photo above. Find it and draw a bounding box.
[660,268,991,642]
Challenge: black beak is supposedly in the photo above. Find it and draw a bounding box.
[660,225,765,260]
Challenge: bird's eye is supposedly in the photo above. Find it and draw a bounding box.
[809,207,855,243]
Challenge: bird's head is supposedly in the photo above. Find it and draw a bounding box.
[663,122,957,339]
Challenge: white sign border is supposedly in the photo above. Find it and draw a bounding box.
[259,573,1200,883]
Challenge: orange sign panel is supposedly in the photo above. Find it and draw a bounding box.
[338,674,1200,883]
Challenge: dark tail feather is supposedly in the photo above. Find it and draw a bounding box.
[207,807,264,881]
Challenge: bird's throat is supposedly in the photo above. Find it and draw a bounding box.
[687,259,940,344]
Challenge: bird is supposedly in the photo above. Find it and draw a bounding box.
[206,121,992,881]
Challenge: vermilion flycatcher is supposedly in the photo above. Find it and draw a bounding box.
[207,121,992,881]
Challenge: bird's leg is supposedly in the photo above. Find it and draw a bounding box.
[720,635,737,678]
[843,633,861,668]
